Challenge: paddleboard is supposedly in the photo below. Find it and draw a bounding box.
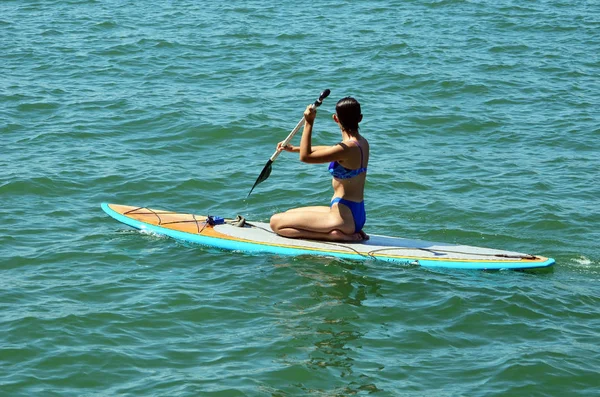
[101,203,555,270]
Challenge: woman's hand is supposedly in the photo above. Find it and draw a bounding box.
[304,105,316,125]
[277,141,296,152]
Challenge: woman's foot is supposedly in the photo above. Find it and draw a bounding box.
[328,229,369,242]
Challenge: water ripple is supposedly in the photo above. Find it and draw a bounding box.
[2,0,600,395]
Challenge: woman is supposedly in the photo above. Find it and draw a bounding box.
[270,97,369,242]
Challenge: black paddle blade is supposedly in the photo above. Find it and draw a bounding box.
[247,159,273,197]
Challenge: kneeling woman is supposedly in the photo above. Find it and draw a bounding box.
[270,97,369,242]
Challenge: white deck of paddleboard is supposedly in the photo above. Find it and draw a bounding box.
[214,221,531,261]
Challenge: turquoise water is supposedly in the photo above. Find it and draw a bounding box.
[2,0,599,395]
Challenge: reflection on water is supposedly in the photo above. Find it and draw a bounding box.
[272,258,384,394]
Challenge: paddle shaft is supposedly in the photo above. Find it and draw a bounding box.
[247,89,330,197]
[270,89,330,162]
[269,114,308,162]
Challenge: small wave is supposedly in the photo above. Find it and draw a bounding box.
[572,256,593,267]
[94,20,118,29]
[138,229,166,238]
[16,102,61,111]
[489,44,531,53]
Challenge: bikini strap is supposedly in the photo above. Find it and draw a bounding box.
[352,140,364,168]
[336,139,365,168]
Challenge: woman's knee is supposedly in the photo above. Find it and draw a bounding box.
[270,213,282,232]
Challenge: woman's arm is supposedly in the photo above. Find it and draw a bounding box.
[277,144,331,153]
[297,105,349,164]
[299,105,315,161]
[277,105,353,164]
[300,143,347,164]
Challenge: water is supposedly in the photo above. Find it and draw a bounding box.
[1,0,599,395]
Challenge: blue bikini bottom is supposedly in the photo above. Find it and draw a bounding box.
[330,197,366,233]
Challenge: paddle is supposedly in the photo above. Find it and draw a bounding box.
[247,89,331,197]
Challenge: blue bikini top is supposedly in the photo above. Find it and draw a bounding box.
[328,140,367,180]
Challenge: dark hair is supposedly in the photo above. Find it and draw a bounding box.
[335,97,362,133]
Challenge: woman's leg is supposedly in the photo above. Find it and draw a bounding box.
[270,206,364,241]
[282,206,331,214]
